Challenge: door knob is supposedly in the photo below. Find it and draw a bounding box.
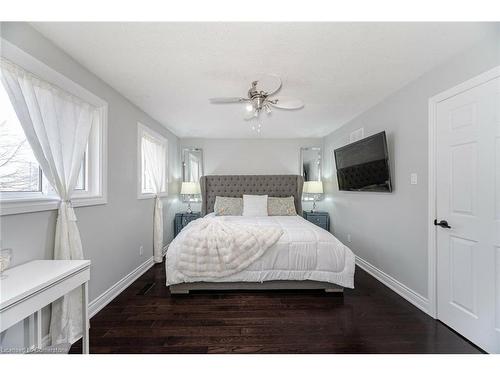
[434,219,451,229]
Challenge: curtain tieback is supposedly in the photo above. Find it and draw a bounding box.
[59,200,77,221]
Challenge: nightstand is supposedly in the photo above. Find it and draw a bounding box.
[302,211,330,231]
[174,212,201,237]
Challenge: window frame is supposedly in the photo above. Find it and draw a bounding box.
[0,39,108,216]
[137,122,168,200]
[73,150,88,191]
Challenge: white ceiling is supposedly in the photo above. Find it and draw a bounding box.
[31,22,496,138]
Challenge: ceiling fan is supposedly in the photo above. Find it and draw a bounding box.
[209,74,304,133]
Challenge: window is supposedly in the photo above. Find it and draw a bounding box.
[0,45,107,215]
[0,85,41,193]
[138,123,168,199]
[0,86,87,194]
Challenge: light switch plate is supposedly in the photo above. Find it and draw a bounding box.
[410,173,418,185]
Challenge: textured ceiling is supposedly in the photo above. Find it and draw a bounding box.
[31,22,496,138]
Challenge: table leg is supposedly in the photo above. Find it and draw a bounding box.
[34,310,42,351]
[82,281,89,354]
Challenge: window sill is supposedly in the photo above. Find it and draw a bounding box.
[137,192,169,200]
[0,195,107,216]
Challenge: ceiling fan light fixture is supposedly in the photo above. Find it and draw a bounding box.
[209,74,303,133]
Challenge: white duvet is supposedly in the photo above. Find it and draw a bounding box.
[166,214,356,288]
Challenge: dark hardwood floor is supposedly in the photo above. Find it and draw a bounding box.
[70,263,483,354]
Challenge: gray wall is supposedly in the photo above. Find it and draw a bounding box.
[180,138,322,175]
[0,23,181,348]
[179,138,324,212]
[322,29,500,298]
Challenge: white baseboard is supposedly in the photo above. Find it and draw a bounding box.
[88,243,172,321]
[355,255,430,315]
[89,256,155,318]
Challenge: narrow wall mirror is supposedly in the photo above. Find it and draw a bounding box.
[300,147,322,181]
[182,148,204,183]
[182,148,203,203]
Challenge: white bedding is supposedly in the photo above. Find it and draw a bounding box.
[175,216,283,278]
[166,214,355,288]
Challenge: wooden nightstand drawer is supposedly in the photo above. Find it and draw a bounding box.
[310,215,327,226]
[302,211,330,231]
[174,212,201,237]
[182,215,198,226]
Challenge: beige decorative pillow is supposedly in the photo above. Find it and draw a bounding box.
[214,196,243,216]
[268,196,297,216]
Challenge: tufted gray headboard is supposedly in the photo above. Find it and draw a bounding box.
[200,175,304,216]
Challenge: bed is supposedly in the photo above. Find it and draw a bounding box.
[165,175,355,294]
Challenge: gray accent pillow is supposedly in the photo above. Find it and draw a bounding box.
[268,196,297,216]
[214,196,243,216]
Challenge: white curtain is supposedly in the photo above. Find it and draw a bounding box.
[1,58,97,345]
[142,134,166,263]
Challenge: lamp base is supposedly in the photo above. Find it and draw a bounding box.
[310,199,317,213]
[186,202,192,214]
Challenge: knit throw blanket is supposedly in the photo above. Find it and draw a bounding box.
[176,217,283,278]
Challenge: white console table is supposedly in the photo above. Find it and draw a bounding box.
[0,260,91,354]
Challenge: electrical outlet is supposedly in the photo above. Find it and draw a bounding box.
[347,234,352,243]
[139,245,144,256]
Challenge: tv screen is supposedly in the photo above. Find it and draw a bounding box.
[334,131,392,192]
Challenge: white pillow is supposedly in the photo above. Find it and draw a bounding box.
[242,194,268,217]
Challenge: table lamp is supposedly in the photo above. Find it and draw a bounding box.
[303,181,323,212]
[180,182,200,214]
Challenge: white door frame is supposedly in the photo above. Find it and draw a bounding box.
[427,65,500,319]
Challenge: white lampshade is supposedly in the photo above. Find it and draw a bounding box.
[180,182,200,195]
[303,181,323,194]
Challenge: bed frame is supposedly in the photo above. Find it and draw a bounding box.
[170,281,343,294]
[169,174,343,294]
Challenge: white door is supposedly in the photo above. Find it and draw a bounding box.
[436,74,500,353]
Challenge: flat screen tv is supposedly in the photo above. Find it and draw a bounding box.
[334,131,392,192]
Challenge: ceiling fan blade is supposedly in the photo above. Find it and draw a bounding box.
[256,74,282,96]
[209,97,247,104]
[270,96,304,110]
